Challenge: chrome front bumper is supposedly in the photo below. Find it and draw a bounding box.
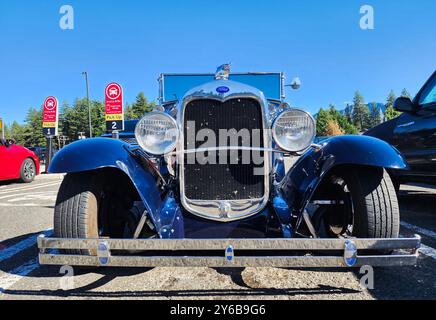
[37,235,421,268]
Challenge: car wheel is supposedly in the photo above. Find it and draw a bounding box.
[54,173,99,255]
[19,158,36,183]
[312,166,400,239]
[54,172,131,256]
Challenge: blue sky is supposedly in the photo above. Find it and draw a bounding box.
[0,0,435,124]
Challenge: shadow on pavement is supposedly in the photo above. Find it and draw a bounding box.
[1,283,359,299]
[0,231,149,279]
[0,180,21,187]
[363,259,436,300]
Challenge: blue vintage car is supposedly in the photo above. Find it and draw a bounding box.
[38,65,420,269]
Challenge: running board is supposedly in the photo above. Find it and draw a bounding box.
[37,235,421,268]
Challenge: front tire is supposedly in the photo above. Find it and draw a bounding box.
[54,173,100,255]
[313,166,400,239]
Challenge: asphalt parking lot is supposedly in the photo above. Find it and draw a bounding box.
[0,175,435,300]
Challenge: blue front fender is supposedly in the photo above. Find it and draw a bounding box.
[280,135,408,222]
[49,138,164,229]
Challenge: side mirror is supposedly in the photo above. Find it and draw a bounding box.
[394,97,416,113]
[289,77,301,90]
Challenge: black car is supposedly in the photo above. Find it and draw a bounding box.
[365,71,436,188]
[27,146,46,162]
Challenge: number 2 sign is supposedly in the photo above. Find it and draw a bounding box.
[105,82,124,132]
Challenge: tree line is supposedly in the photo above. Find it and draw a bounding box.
[2,92,155,147]
[2,88,412,147]
[316,88,411,137]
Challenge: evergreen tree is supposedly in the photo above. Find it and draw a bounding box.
[344,103,353,123]
[24,107,45,147]
[131,92,154,119]
[61,98,105,140]
[352,91,370,131]
[9,93,157,144]
[385,106,401,121]
[62,99,90,140]
[124,102,134,120]
[327,104,358,134]
[385,90,401,121]
[386,90,396,108]
[90,100,106,137]
[401,88,412,99]
[10,121,27,145]
[369,102,382,128]
[316,108,330,137]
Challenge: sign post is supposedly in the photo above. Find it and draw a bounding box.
[42,96,59,173]
[105,82,124,138]
[0,118,4,140]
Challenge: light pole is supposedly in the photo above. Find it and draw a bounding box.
[81,71,93,138]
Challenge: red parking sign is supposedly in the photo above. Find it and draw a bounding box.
[42,96,59,137]
[105,83,124,131]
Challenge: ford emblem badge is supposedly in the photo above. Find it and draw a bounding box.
[216,86,230,94]
[343,240,357,267]
[225,245,234,262]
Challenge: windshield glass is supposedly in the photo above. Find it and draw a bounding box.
[418,73,436,106]
[161,73,283,102]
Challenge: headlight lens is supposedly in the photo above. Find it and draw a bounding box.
[135,112,179,155]
[272,109,316,152]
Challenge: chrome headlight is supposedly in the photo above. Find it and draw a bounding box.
[135,112,179,155]
[272,109,316,153]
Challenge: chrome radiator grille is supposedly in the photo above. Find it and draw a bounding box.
[183,98,265,201]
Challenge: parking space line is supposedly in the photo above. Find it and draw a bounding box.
[0,257,40,294]
[418,244,436,260]
[401,221,436,240]
[0,230,53,263]
[0,181,61,195]
[400,232,436,261]
[0,181,58,192]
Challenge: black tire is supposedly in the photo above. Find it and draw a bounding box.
[349,168,400,238]
[54,173,101,255]
[19,158,36,183]
[314,166,400,239]
[392,178,401,195]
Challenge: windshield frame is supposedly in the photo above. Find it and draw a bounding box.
[414,71,436,108]
[158,72,285,103]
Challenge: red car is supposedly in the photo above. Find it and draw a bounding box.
[0,139,40,183]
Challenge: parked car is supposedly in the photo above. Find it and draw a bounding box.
[27,146,59,164]
[0,139,40,183]
[365,71,436,188]
[27,147,46,163]
[38,65,419,270]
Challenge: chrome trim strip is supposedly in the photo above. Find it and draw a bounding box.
[167,146,292,156]
[177,80,272,222]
